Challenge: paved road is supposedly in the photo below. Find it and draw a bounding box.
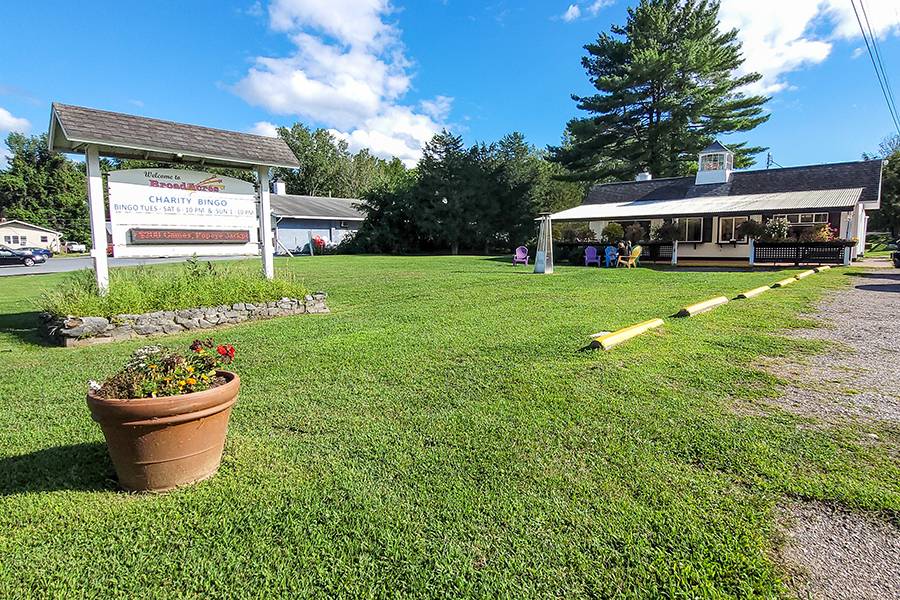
[0,255,253,277]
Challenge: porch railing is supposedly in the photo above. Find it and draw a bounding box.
[752,241,853,265]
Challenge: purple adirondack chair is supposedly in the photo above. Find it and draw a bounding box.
[513,245,529,266]
[604,246,618,267]
[584,245,601,267]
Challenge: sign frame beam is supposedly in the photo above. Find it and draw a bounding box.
[85,144,110,294]
[256,166,275,280]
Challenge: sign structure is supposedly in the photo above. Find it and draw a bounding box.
[108,169,259,258]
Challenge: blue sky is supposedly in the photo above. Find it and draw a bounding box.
[2,0,899,169]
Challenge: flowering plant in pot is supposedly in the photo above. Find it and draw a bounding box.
[87,339,239,492]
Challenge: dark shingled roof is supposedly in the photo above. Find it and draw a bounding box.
[584,160,883,206]
[270,194,365,220]
[49,103,300,169]
[701,140,731,153]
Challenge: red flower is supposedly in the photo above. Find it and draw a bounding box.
[216,344,236,360]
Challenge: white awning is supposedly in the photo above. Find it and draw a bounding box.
[549,188,863,222]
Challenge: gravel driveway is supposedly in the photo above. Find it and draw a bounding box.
[757,266,900,599]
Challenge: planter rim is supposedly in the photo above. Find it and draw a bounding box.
[87,370,239,425]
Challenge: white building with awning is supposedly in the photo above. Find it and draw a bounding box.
[547,141,883,263]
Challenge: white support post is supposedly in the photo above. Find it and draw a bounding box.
[85,145,109,295]
[256,165,275,280]
[748,238,755,267]
[671,240,678,266]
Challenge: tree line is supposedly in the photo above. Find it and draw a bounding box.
[345,131,585,254]
[0,127,584,252]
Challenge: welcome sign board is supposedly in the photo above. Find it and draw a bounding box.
[108,169,259,258]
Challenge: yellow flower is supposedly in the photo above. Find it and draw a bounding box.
[186,378,197,385]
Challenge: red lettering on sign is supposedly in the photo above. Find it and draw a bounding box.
[128,229,251,244]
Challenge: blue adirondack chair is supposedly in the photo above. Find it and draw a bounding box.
[604,246,618,267]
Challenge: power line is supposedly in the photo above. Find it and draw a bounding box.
[851,0,900,135]
[859,0,900,130]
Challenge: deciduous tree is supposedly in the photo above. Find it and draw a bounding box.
[0,133,90,243]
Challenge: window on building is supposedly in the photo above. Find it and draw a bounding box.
[719,216,749,243]
[700,154,724,171]
[775,213,828,226]
[677,217,704,242]
[3,236,9,244]
[10,235,19,245]
[19,236,26,245]
[699,153,733,172]
[40,235,49,242]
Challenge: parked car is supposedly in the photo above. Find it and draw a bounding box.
[64,241,87,252]
[21,247,53,259]
[0,245,48,267]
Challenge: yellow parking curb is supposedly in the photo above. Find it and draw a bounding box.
[737,286,770,299]
[675,296,729,317]
[794,269,816,280]
[772,277,796,288]
[591,318,664,350]
[813,265,831,272]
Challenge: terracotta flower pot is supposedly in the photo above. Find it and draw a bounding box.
[87,371,240,492]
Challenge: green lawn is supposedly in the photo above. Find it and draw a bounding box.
[1,256,897,598]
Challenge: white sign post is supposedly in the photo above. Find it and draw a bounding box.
[107,169,260,259]
[85,145,109,294]
[256,166,275,280]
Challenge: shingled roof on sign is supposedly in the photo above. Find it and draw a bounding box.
[48,103,300,169]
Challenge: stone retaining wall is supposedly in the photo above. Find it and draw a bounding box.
[42,293,328,347]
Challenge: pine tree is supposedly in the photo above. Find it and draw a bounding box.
[416,130,471,254]
[551,0,769,181]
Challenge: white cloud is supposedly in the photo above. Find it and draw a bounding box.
[560,0,613,22]
[249,121,280,137]
[419,95,453,121]
[235,0,450,165]
[0,107,30,134]
[0,106,30,165]
[561,4,581,22]
[718,0,900,95]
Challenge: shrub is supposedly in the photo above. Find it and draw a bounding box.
[763,217,790,241]
[651,221,679,242]
[624,224,646,243]
[799,223,836,242]
[601,222,625,242]
[735,219,766,240]
[40,259,307,318]
[92,339,236,400]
